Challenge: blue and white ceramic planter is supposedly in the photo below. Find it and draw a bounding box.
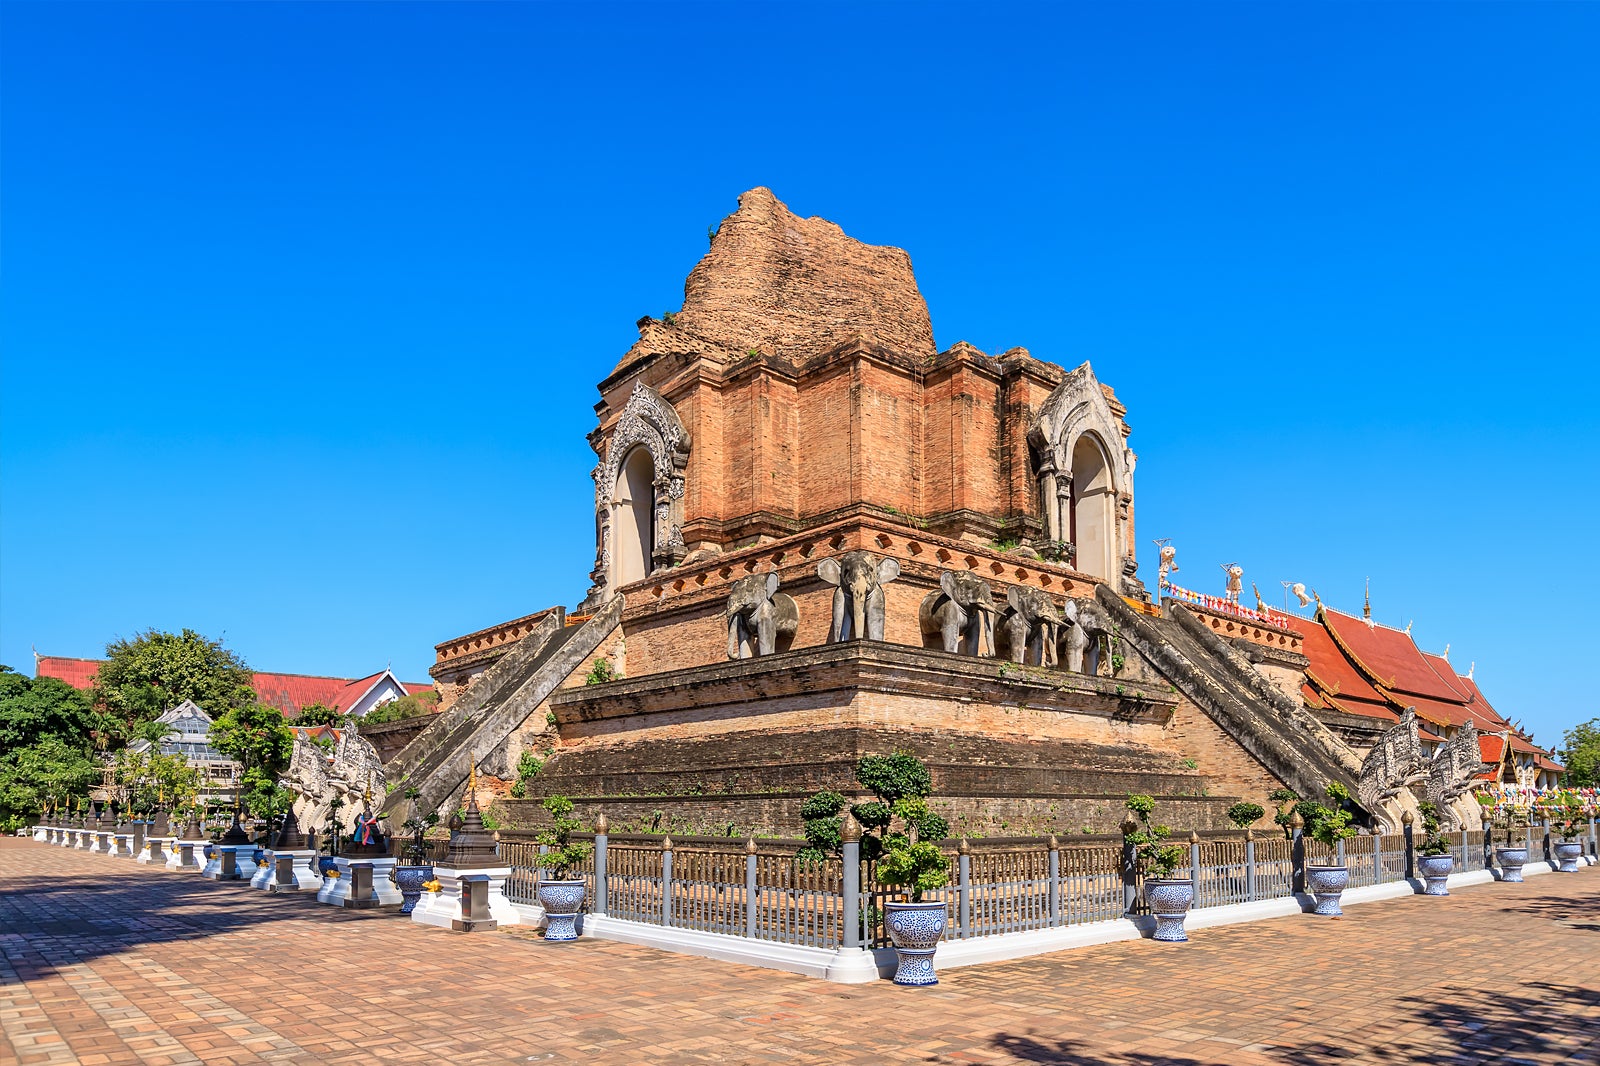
[1553,841,1582,874]
[1305,864,1349,916]
[395,865,434,915]
[883,900,947,986]
[1145,878,1195,942]
[1495,846,1528,883]
[1417,853,1454,896]
[537,879,587,941]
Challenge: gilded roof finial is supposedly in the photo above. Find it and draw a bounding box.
[1363,578,1371,622]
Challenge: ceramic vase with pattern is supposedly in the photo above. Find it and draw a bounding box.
[883,900,947,986]
[1416,853,1453,896]
[1553,841,1582,874]
[395,865,434,915]
[537,879,587,941]
[1495,846,1528,883]
[1145,878,1195,942]
[1305,864,1349,916]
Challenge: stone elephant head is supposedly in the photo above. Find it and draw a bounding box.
[999,585,1064,667]
[1059,598,1112,674]
[818,551,900,642]
[725,572,799,659]
[919,571,998,656]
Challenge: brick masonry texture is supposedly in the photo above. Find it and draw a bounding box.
[3,838,1596,1065]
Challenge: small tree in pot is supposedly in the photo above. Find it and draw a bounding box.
[393,787,438,915]
[1415,801,1454,895]
[876,796,952,986]
[1299,781,1358,916]
[534,795,592,941]
[1548,794,1587,873]
[1125,794,1191,942]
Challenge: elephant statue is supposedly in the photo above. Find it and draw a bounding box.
[818,551,900,642]
[1059,599,1112,674]
[919,571,998,656]
[725,572,799,659]
[998,585,1064,667]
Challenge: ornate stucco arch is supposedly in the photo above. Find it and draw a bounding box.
[1027,363,1139,592]
[588,381,691,598]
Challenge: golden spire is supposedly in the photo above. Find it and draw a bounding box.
[1362,577,1371,621]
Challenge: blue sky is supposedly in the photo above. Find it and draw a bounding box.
[2,3,1595,750]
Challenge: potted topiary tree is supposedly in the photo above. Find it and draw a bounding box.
[1492,800,1530,882]
[1125,795,1191,942]
[1549,795,1586,874]
[1300,781,1358,916]
[1415,801,1454,895]
[534,795,592,941]
[876,797,952,986]
[395,788,439,914]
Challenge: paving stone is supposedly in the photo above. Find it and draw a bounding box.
[1,839,1597,1064]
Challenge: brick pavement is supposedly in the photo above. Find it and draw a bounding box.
[1,837,1595,1066]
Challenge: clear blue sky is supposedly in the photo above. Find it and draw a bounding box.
[2,3,1595,750]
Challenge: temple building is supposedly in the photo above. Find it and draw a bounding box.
[396,189,1558,837]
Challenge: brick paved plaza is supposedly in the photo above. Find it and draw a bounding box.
[1,838,1595,1066]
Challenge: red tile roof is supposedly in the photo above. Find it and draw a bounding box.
[34,656,430,717]
[1321,609,1471,705]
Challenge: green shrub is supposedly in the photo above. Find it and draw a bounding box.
[583,658,618,686]
[535,795,591,880]
[1124,794,1186,881]
[1225,802,1265,830]
[1417,801,1449,857]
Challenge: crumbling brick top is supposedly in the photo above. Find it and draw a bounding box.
[615,187,936,371]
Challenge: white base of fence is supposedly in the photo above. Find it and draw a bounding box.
[577,914,885,983]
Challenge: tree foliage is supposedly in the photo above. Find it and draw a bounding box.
[210,702,294,816]
[0,667,100,830]
[798,752,949,863]
[362,689,438,725]
[91,629,255,742]
[1559,717,1599,788]
[289,702,346,728]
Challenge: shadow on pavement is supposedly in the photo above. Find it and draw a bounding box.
[989,981,1599,1065]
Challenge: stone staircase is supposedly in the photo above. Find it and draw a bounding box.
[379,596,624,822]
[1094,585,1362,803]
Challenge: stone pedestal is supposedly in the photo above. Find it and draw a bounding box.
[167,839,205,871]
[321,855,402,909]
[202,844,258,881]
[112,833,135,859]
[90,829,114,855]
[76,829,95,850]
[265,850,322,892]
[31,825,48,842]
[250,851,277,889]
[410,866,520,930]
[139,837,174,865]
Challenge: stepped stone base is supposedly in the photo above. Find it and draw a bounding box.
[518,641,1236,836]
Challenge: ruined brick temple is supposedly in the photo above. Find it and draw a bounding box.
[383,188,1558,837]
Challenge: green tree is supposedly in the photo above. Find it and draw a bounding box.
[210,703,294,816]
[0,666,97,750]
[1559,718,1599,788]
[289,702,346,728]
[361,690,438,725]
[0,736,98,831]
[0,667,101,830]
[798,752,949,863]
[91,629,255,743]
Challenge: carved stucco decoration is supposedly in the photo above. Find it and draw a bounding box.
[286,722,387,839]
[1426,720,1483,831]
[1026,362,1141,595]
[588,381,692,598]
[1358,707,1429,829]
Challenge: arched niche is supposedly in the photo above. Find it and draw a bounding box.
[1026,362,1139,592]
[613,445,656,587]
[586,381,691,600]
[1069,433,1116,582]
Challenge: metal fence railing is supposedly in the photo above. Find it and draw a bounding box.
[476,816,1600,951]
